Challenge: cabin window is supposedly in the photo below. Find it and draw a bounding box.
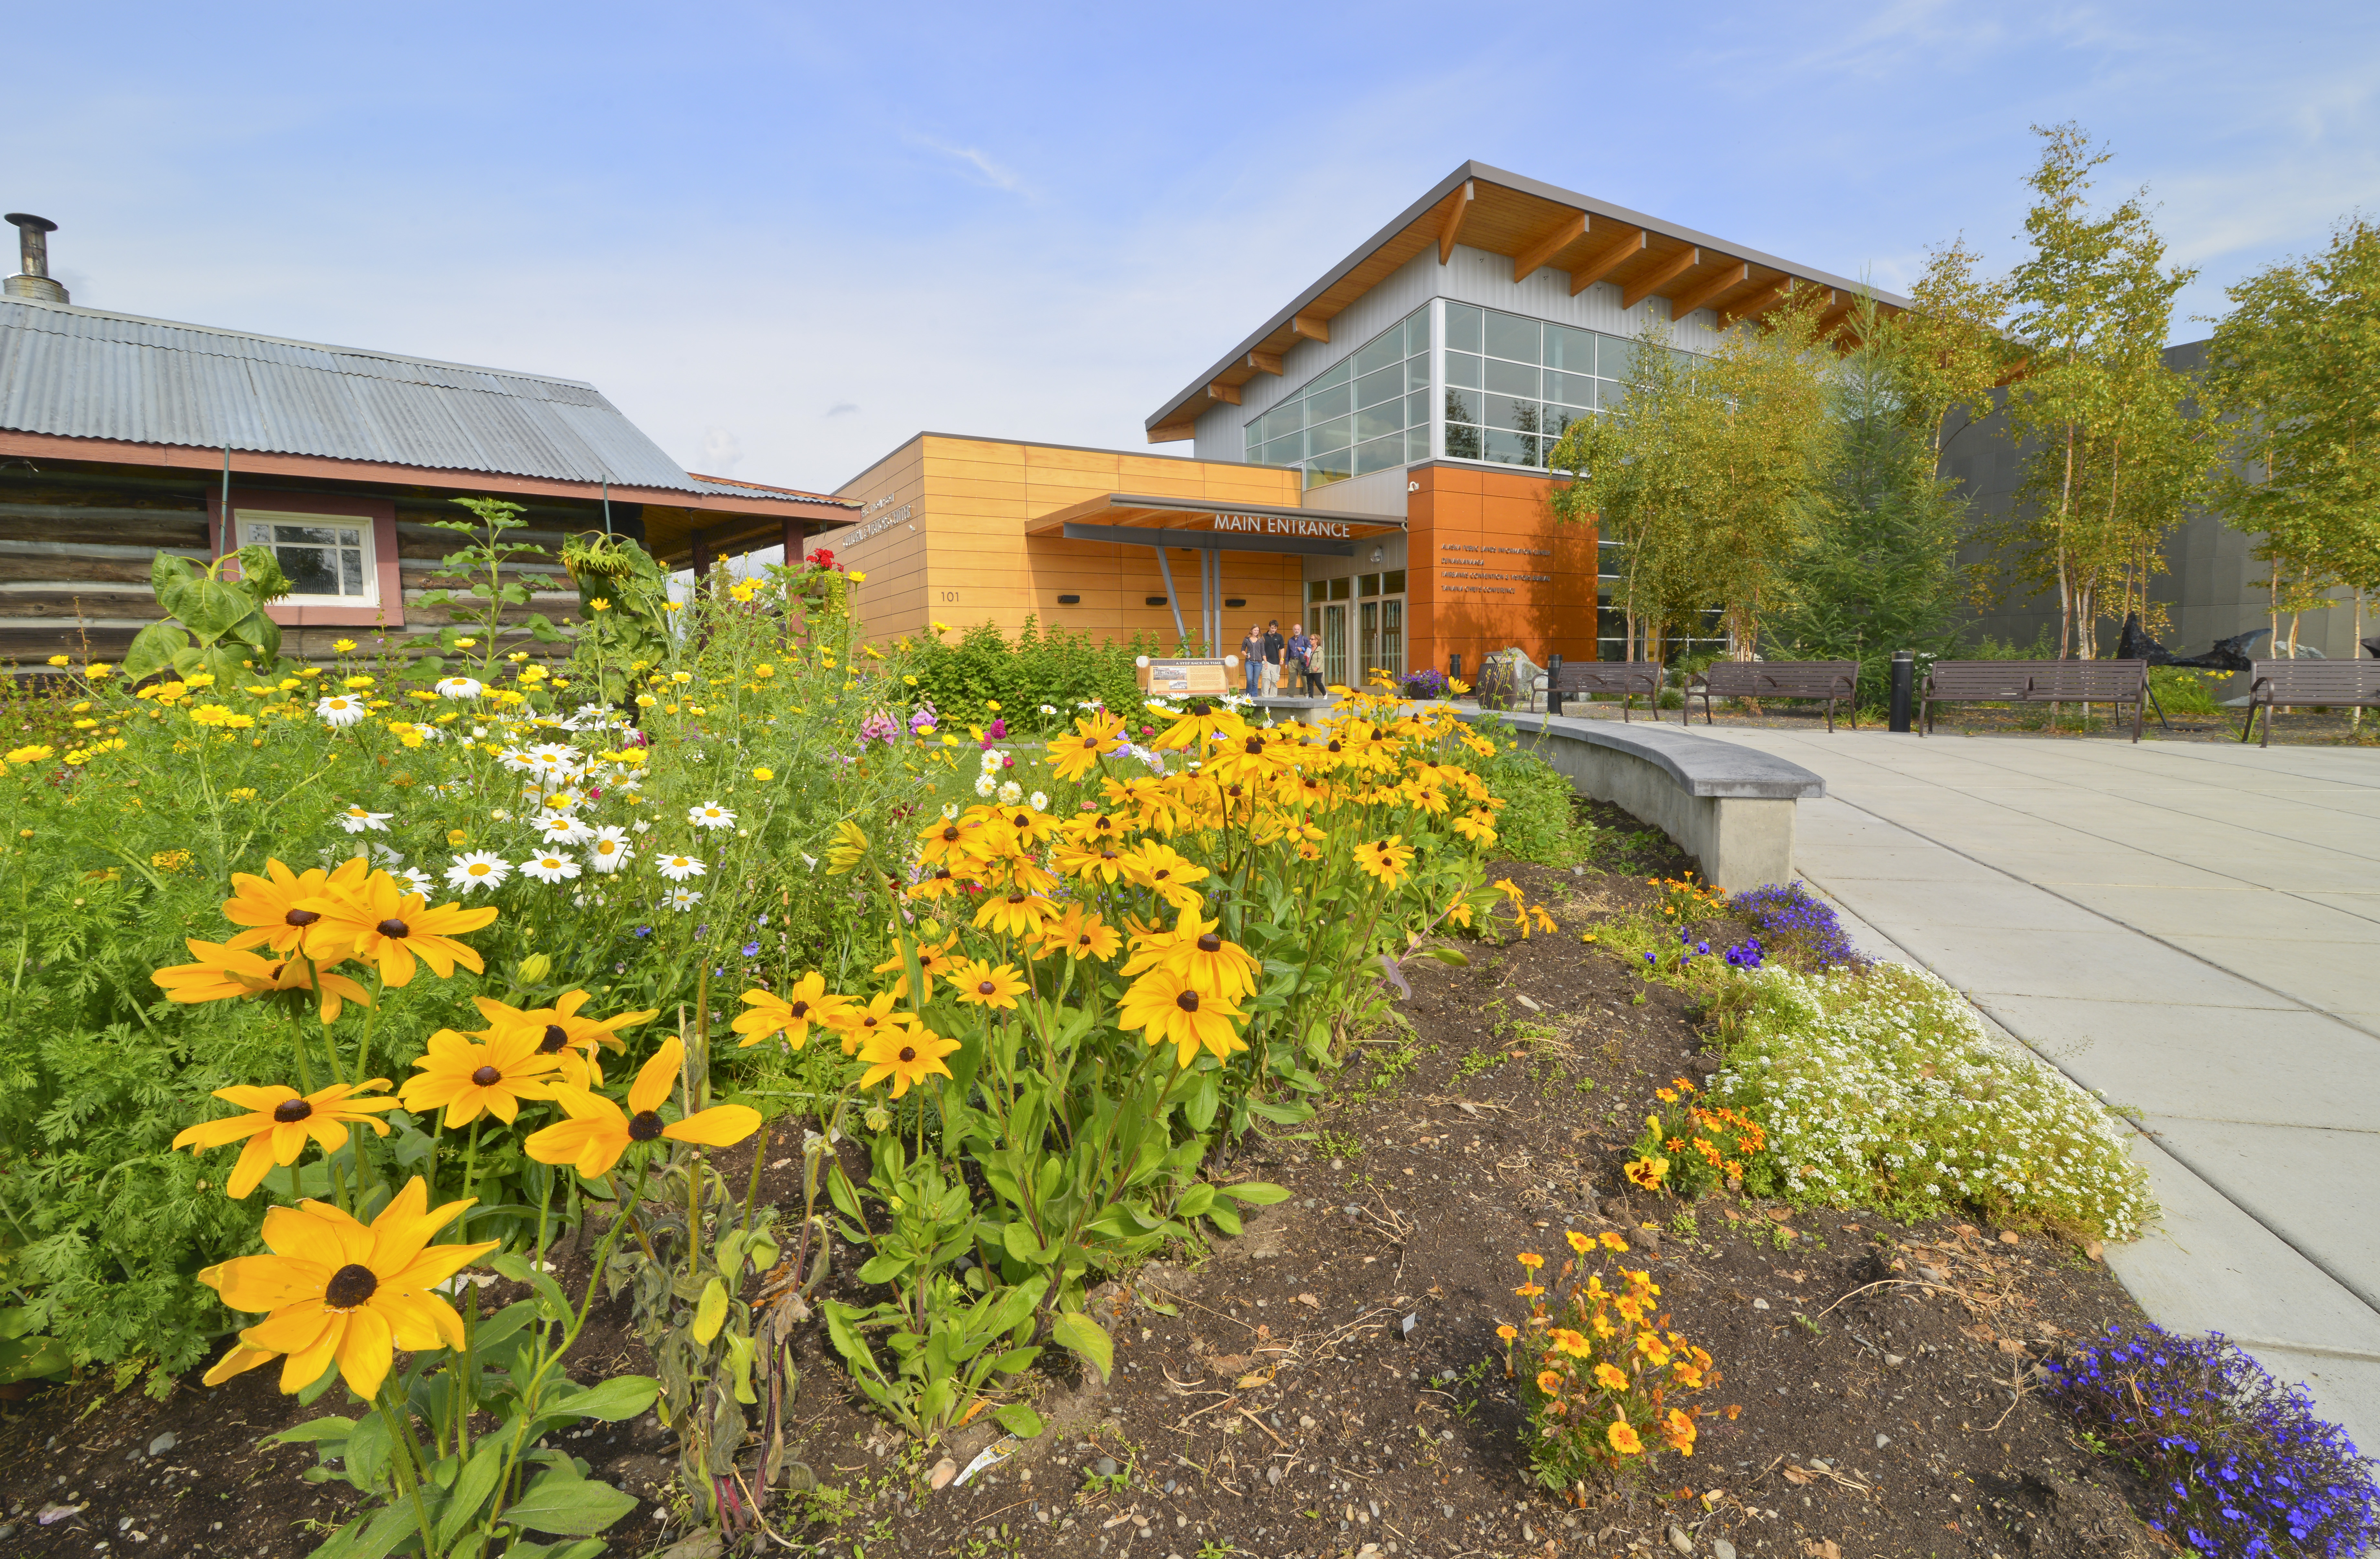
[239,512,378,605]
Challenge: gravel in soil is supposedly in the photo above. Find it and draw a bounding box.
[0,838,2168,1559]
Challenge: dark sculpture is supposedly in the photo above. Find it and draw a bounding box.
[2364,635,2380,660]
[2118,612,2269,672]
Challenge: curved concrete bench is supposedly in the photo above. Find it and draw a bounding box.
[1462,710,1824,890]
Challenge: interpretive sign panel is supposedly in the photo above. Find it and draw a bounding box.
[1139,658,1229,697]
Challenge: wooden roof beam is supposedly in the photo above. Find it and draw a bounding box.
[1290,313,1330,344]
[1148,420,1197,444]
[1435,179,1475,264]
[1621,246,1701,312]
[1512,211,1587,283]
[1714,273,1794,328]
[1203,381,1242,406]
[1665,260,1749,323]
[1244,349,1282,376]
[1568,226,1646,295]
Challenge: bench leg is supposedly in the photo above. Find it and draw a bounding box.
[2261,702,2272,749]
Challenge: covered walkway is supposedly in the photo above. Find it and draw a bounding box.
[1685,727,2380,1449]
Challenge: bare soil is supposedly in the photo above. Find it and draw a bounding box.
[0,816,2167,1559]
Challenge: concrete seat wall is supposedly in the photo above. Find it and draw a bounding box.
[1461,711,1824,891]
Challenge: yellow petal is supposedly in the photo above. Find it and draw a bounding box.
[200,1343,279,1387]
[382,1238,500,1296]
[277,1311,345,1394]
[334,1303,396,1399]
[663,1105,762,1149]
[629,1037,684,1115]
[208,1253,329,1314]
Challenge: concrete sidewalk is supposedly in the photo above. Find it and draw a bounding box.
[1685,725,2380,1451]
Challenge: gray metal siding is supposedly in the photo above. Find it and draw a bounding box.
[1435,244,1726,353]
[0,298,709,492]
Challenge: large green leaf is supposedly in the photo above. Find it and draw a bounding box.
[503,1474,638,1536]
[1218,1180,1292,1205]
[548,1374,659,1422]
[1049,1311,1113,1384]
[994,1402,1045,1439]
[120,621,189,682]
[269,1414,359,1445]
[436,1434,509,1548]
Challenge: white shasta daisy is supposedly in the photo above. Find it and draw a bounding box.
[316,695,369,728]
[587,827,633,873]
[688,802,736,830]
[445,851,512,891]
[521,851,581,883]
[337,806,393,834]
[655,853,707,882]
[435,676,484,699]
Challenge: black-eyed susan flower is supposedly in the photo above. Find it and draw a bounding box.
[221,857,372,957]
[172,1080,401,1199]
[1120,841,1208,906]
[855,1023,961,1099]
[1117,967,1248,1069]
[399,1025,558,1127]
[1149,698,1241,752]
[951,958,1027,1010]
[1036,904,1121,963]
[972,888,1053,939]
[873,931,961,1001]
[197,1175,497,1396]
[826,990,919,1056]
[1046,712,1127,781]
[152,940,373,1023]
[471,988,658,1088]
[523,1037,761,1178]
[298,872,498,987]
[1352,835,1416,888]
[732,972,852,1050]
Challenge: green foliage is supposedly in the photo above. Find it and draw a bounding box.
[406,497,569,678]
[908,618,1156,734]
[1462,715,1595,865]
[122,545,292,686]
[558,531,674,705]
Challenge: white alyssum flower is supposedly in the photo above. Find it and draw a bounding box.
[655,853,707,882]
[446,852,512,891]
[664,887,703,911]
[316,694,369,728]
[688,802,736,830]
[338,807,393,834]
[521,851,581,883]
[587,827,633,873]
[436,676,484,699]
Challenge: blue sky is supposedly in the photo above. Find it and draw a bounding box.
[10,0,2376,495]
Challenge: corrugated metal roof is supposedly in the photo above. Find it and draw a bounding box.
[686,471,852,505]
[0,297,728,494]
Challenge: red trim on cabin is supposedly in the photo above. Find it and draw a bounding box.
[208,488,404,630]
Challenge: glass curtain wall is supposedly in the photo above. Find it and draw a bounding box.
[1245,307,1432,490]
[1440,303,1651,470]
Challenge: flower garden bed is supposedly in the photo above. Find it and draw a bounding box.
[4,848,2213,1559]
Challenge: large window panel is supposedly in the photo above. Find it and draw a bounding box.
[1356,402,1403,442]
[1485,358,1539,398]
[1488,397,1542,434]
[1545,369,1596,407]
[1309,414,1352,454]
[1355,364,1403,409]
[1445,301,1485,354]
[1445,351,1482,389]
[1243,303,1430,490]
[1353,434,1403,475]
[1483,429,1539,466]
[1484,311,1541,365]
[1546,323,1595,372]
[1443,386,1481,426]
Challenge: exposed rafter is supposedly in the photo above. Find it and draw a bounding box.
[1147,421,1196,444]
[1815,296,1857,340]
[1567,226,1645,295]
[1511,211,1587,283]
[1435,179,1475,264]
[1203,381,1242,406]
[1244,349,1283,376]
[1665,260,1748,322]
[1622,246,1700,312]
[1714,273,1794,329]
[1290,313,1330,344]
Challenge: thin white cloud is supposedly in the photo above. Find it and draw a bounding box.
[912,136,1026,194]
[823,400,860,419]
[698,427,744,475]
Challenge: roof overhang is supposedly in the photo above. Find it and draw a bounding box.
[1145,161,1917,440]
[1024,492,1405,556]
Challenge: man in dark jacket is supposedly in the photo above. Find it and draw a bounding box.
[1261,620,1286,696]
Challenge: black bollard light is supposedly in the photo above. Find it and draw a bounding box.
[1546,652,1565,717]
[1889,650,1914,733]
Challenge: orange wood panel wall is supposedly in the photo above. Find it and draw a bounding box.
[834,436,1307,652]
[1405,464,1598,678]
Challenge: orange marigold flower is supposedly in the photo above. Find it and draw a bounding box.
[1566,1230,1592,1255]
[1535,1369,1563,1394]
[1594,1362,1630,1391]
[1607,1419,1644,1456]
[1663,1408,1697,1454]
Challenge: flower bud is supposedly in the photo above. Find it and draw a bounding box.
[516,952,553,985]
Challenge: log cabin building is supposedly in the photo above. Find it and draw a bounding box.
[0,228,854,671]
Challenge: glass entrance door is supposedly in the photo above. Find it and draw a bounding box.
[1320,603,1349,688]
[1358,598,1405,685]
[1359,602,1378,686]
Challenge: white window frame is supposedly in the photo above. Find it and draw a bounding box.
[235,509,381,608]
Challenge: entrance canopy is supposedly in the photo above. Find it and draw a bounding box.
[1024,492,1403,650]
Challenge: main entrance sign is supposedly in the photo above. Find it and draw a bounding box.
[1211,514,1355,540]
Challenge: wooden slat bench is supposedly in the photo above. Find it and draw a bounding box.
[1546,660,1664,721]
[2242,659,2380,747]
[1920,659,2150,742]
[1685,660,1860,731]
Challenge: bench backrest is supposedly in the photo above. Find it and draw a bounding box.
[1699,660,1856,698]
[2022,660,2146,700]
[2249,660,2380,703]
[1552,663,1662,696]
[1923,661,2038,699]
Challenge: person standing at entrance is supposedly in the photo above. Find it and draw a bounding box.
[1287,623,1317,695]
[1239,624,1264,697]
[1261,620,1285,696]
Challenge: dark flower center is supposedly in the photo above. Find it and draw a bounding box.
[471,1065,502,1087]
[375,918,410,939]
[1243,736,1263,754]
[1196,933,1222,953]
[897,1045,917,1064]
[1227,785,1243,798]
[1174,990,1201,1012]
[976,980,996,996]
[1327,740,1342,753]
[1012,813,1030,827]
[1007,892,1027,905]
[1095,815,1111,830]
[324,1263,378,1308]
[942,826,960,842]
[1153,869,1170,880]
[283,907,321,927]
[1100,849,1119,861]
[538,1024,570,1053]
[861,1015,880,1029]
[272,1097,313,1123]
[789,999,810,1018]
[627,1110,665,1141]
[1187,700,1211,717]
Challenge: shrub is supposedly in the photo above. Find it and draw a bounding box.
[2046,1326,2380,1558]
[1501,1231,1723,1496]
[1711,961,2152,1240]
[1464,715,1596,866]
[907,617,1157,734]
[1729,881,1862,970]
[1625,1075,1767,1200]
